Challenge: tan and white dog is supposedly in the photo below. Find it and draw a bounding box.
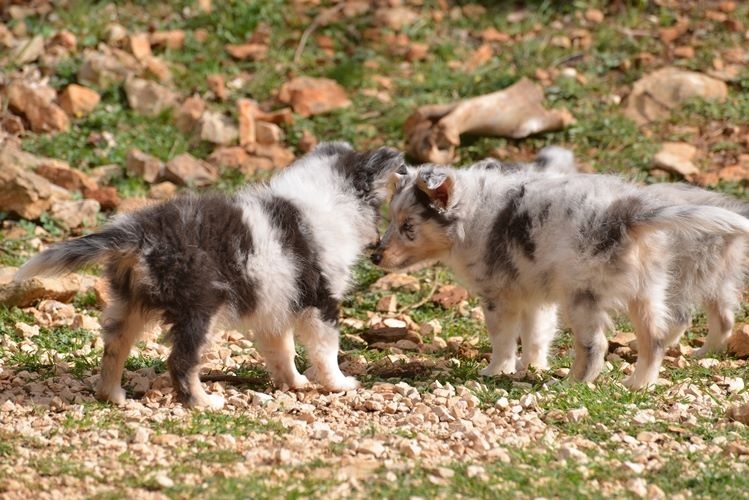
[372,149,749,389]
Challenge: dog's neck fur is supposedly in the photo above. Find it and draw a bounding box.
[441,169,530,288]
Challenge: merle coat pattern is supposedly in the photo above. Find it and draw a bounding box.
[373,149,749,389]
[16,142,404,408]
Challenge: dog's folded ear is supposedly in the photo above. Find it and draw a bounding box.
[416,169,454,212]
[352,147,407,203]
[366,147,405,175]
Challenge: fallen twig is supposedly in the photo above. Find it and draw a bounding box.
[293,4,345,64]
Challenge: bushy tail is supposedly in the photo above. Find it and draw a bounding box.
[14,226,135,281]
[641,205,749,238]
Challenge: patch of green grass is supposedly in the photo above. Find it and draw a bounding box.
[73,290,99,310]
[155,411,286,437]
[0,315,100,377]
[22,91,192,171]
[191,448,244,465]
[0,306,34,341]
[61,403,127,431]
[124,353,167,373]
[0,431,15,458]
[0,227,38,267]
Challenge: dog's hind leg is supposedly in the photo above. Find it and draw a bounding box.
[254,329,309,389]
[695,299,736,358]
[662,308,691,348]
[518,304,557,371]
[567,291,609,383]
[623,297,669,389]
[480,301,521,376]
[295,310,359,392]
[167,314,224,409]
[96,300,147,405]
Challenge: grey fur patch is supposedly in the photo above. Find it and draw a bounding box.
[485,184,536,278]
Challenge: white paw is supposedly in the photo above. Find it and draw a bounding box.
[322,375,360,392]
[520,356,550,372]
[190,393,225,410]
[479,360,516,377]
[96,386,126,405]
[289,374,311,390]
[621,374,655,391]
[692,345,718,358]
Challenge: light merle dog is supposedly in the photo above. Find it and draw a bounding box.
[372,150,749,389]
[16,142,404,408]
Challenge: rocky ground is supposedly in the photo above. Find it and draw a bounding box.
[1,0,749,498]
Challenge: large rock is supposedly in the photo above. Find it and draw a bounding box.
[126,149,164,183]
[83,186,121,211]
[248,143,295,168]
[77,48,134,88]
[624,67,728,125]
[124,77,178,116]
[255,121,284,144]
[198,111,238,145]
[0,163,69,219]
[374,7,419,30]
[225,43,267,60]
[237,98,256,146]
[652,142,699,177]
[0,142,70,171]
[149,30,185,49]
[0,267,94,307]
[175,96,206,134]
[164,154,218,186]
[728,325,749,358]
[11,35,44,64]
[50,199,100,229]
[6,81,70,133]
[57,84,101,118]
[208,147,273,176]
[128,33,152,61]
[35,163,98,192]
[277,77,351,117]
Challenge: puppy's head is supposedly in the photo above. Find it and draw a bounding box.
[371,166,459,270]
[313,142,406,207]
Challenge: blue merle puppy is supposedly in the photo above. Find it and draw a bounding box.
[372,152,749,389]
[16,142,404,408]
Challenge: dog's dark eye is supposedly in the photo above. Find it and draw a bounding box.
[400,220,415,240]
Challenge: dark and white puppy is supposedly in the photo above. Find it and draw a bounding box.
[16,142,403,408]
[373,158,749,389]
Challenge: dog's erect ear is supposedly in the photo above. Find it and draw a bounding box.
[416,169,454,212]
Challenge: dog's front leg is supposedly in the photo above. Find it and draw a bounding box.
[518,304,558,371]
[479,301,521,376]
[295,311,359,392]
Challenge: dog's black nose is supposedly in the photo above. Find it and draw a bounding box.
[370,251,382,265]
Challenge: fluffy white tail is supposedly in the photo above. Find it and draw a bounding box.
[644,205,749,237]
